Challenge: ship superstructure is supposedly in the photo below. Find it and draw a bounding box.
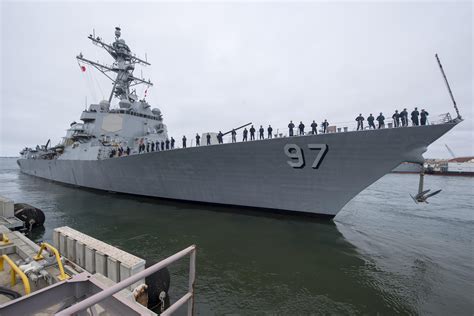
[21,27,167,161]
[18,28,462,217]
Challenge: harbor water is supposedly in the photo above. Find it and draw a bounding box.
[0,157,472,315]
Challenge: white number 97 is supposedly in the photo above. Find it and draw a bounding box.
[284,144,328,169]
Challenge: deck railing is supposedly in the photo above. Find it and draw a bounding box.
[56,245,197,316]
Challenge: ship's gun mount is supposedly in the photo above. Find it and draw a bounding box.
[221,122,253,137]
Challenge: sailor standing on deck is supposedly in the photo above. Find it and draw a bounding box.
[367,114,376,129]
[161,141,165,151]
[182,136,187,148]
[267,125,273,139]
[166,138,170,150]
[231,129,237,143]
[151,142,155,152]
[400,108,408,127]
[259,126,264,140]
[288,121,295,136]
[298,121,305,136]
[155,140,159,151]
[243,128,248,141]
[376,112,385,129]
[250,125,256,140]
[217,131,223,144]
[195,133,201,146]
[206,133,211,145]
[311,120,318,134]
[411,107,420,126]
[322,120,329,133]
[356,114,364,130]
[392,110,400,127]
[420,109,429,125]
[170,137,175,149]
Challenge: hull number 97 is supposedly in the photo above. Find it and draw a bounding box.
[284,144,328,169]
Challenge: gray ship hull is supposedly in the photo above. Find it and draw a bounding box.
[18,123,457,217]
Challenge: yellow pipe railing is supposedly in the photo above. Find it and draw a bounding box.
[0,254,31,295]
[34,242,70,281]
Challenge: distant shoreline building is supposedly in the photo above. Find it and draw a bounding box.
[392,157,474,176]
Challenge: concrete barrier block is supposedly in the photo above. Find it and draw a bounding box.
[107,257,120,282]
[85,246,96,273]
[59,234,67,255]
[53,230,60,249]
[0,197,14,218]
[75,241,85,268]
[66,237,76,262]
[95,251,107,276]
[120,260,146,290]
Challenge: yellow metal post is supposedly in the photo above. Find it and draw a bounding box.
[1,255,31,295]
[10,269,16,286]
[34,242,69,280]
[0,233,11,245]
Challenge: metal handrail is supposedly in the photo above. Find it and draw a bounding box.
[33,242,70,281]
[56,244,197,316]
[0,254,31,294]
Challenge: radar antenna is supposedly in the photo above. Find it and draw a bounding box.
[76,27,153,104]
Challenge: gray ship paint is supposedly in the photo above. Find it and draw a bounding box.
[18,123,458,217]
[17,28,461,216]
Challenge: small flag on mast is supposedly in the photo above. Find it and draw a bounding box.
[81,65,86,72]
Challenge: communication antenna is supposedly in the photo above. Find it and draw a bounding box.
[435,54,461,119]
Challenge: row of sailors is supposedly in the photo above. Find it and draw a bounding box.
[138,138,176,153]
[124,107,431,156]
[355,108,429,130]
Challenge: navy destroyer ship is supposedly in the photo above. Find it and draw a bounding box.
[18,27,462,217]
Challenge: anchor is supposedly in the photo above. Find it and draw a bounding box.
[411,163,441,203]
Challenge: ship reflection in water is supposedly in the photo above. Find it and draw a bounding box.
[1,158,472,315]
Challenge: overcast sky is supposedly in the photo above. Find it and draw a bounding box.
[1,1,472,158]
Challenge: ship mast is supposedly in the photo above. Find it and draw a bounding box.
[77,27,153,104]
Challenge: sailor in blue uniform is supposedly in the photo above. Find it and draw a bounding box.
[376,112,385,129]
[288,121,295,136]
[267,125,273,138]
[298,121,305,135]
[250,125,256,140]
[411,107,420,126]
[420,109,429,125]
[311,120,318,134]
[356,114,364,130]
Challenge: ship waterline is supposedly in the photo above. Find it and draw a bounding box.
[18,122,457,217]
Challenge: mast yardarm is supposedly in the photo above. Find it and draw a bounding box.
[77,27,153,103]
